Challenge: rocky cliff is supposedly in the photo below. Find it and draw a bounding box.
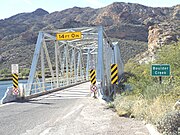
[0,3,179,70]
[148,20,180,52]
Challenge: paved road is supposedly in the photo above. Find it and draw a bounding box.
[0,82,150,135]
[0,83,90,135]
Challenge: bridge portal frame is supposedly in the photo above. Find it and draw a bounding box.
[26,26,123,100]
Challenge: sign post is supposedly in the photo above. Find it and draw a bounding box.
[151,64,170,84]
[11,64,19,95]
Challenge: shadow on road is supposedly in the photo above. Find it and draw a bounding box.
[15,98,54,105]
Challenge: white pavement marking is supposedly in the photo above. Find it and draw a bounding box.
[49,94,88,97]
[46,97,88,100]
[62,104,84,119]
[39,127,52,135]
[34,83,90,100]
[0,102,14,107]
[61,91,89,94]
[44,87,90,100]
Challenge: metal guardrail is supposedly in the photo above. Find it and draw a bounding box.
[1,76,87,104]
[23,76,87,97]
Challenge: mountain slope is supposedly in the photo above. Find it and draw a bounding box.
[0,2,179,70]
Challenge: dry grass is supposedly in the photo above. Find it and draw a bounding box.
[114,92,179,124]
[114,95,135,117]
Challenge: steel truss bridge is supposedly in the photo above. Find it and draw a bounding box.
[2,26,124,103]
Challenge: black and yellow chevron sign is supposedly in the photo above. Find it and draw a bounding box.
[89,69,96,85]
[111,64,118,84]
[12,73,18,89]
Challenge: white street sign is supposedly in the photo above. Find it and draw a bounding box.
[11,64,19,74]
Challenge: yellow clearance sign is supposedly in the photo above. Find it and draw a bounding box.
[56,31,82,40]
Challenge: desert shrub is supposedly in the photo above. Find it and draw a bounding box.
[114,41,180,126]
[0,68,11,74]
[156,44,180,76]
[156,111,180,135]
[19,68,30,77]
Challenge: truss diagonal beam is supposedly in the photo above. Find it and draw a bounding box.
[27,32,43,92]
[43,41,55,81]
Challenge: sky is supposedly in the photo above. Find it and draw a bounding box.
[0,0,179,19]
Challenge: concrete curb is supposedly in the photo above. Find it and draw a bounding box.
[1,87,17,104]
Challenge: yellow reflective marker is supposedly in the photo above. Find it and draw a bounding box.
[56,31,82,40]
[12,73,18,88]
[111,64,118,84]
[89,69,96,85]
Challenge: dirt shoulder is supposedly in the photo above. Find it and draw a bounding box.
[48,97,150,135]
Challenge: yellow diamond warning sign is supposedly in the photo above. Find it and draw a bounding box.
[56,31,82,40]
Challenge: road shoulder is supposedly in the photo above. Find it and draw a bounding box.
[47,97,151,135]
